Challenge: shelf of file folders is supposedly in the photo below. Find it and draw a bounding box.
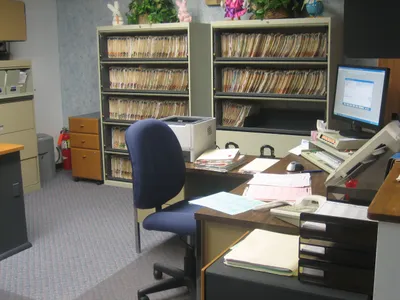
[298,187,378,296]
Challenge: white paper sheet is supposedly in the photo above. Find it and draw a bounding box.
[238,158,279,174]
[248,173,311,188]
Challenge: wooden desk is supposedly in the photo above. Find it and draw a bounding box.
[201,232,368,300]
[368,161,400,223]
[185,156,255,199]
[0,144,32,260]
[195,154,328,266]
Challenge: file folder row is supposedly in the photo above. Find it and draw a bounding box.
[110,155,132,180]
[107,35,188,59]
[222,68,327,96]
[221,32,328,58]
[108,97,189,121]
[109,67,189,91]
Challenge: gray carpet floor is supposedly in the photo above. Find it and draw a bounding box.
[0,171,189,300]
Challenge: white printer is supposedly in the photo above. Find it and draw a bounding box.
[161,116,216,162]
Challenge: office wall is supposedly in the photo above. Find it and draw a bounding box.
[10,0,64,146]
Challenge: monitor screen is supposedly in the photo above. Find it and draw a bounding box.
[333,66,388,128]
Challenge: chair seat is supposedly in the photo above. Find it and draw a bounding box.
[143,200,203,236]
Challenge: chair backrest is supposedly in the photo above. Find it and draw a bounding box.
[125,119,185,210]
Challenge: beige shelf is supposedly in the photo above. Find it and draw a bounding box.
[214,94,327,103]
[0,92,34,101]
[100,59,188,65]
[101,91,189,97]
[213,60,328,66]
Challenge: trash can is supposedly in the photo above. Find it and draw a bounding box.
[37,133,56,184]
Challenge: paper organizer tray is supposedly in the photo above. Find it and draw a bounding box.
[298,211,378,296]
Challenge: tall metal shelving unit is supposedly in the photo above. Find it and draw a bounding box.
[97,23,211,188]
[211,18,342,157]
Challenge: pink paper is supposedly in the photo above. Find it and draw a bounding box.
[245,185,312,202]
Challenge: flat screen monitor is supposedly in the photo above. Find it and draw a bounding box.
[332,65,390,139]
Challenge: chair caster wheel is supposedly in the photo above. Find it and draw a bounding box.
[153,269,163,280]
[73,177,80,182]
[139,295,149,300]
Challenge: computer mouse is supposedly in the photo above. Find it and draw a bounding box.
[286,161,304,172]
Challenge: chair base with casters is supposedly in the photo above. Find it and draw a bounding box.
[137,237,196,300]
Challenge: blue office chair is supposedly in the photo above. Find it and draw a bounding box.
[125,119,202,300]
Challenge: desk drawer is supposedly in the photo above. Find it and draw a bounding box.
[71,148,102,180]
[70,133,100,150]
[69,117,99,135]
[0,129,37,160]
[0,100,34,135]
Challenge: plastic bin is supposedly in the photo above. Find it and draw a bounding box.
[37,133,56,184]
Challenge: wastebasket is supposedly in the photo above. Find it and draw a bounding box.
[37,133,56,184]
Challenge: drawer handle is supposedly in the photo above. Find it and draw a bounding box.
[80,124,85,128]
[81,140,86,143]
[82,155,87,159]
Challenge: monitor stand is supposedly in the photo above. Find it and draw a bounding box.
[339,124,374,139]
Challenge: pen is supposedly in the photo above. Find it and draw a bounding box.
[302,170,323,174]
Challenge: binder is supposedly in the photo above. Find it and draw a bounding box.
[298,189,378,296]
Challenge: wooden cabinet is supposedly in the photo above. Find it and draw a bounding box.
[69,113,103,183]
[378,59,400,125]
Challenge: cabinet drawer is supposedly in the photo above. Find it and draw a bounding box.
[69,117,99,134]
[71,148,102,180]
[0,100,34,135]
[21,157,39,188]
[70,133,100,150]
[0,129,38,160]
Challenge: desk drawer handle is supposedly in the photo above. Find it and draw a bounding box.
[80,124,85,128]
[81,140,86,144]
[82,155,87,159]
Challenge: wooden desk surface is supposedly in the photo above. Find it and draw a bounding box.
[0,144,24,156]
[368,161,400,223]
[185,155,256,179]
[195,154,328,235]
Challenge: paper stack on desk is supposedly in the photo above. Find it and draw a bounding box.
[238,158,279,174]
[224,229,299,276]
[194,148,247,172]
[244,173,312,203]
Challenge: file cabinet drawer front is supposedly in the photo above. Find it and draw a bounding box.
[21,157,39,188]
[70,133,100,150]
[69,118,99,134]
[0,100,34,135]
[0,129,38,160]
[71,148,102,180]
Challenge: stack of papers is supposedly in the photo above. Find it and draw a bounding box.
[189,192,265,215]
[238,158,279,174]
[244,173,312,203]
[194,149,247,172]
[224,229,299,276]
